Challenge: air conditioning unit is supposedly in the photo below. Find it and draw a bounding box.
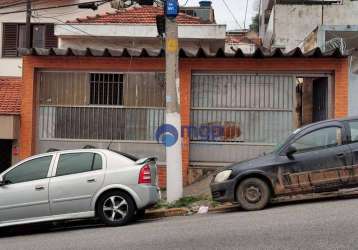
[325,37,347,53]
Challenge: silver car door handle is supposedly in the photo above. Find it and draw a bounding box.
[35,185,45,191]
[87,178,96,183]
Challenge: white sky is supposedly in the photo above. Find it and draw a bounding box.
[178,0,258,30]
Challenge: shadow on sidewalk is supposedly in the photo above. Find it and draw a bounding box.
[0,217,162,238]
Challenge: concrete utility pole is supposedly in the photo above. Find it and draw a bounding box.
[165,12,183,202]
[26,0,31,49]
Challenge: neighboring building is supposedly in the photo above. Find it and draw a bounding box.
[259,0,357,51]
[259,0,358,116]
[301,25,358,115]
[0,77,21,172]
[56,5,226,53]
[180,0,215,23]
[225,29,261,54]
[0,0,113,77]
[20,47,349,186]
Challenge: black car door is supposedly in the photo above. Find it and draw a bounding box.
[345,119,358,186]
[279,122,353,194]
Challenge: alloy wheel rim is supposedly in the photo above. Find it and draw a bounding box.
[103,195,128,222]
[244,185,262,203]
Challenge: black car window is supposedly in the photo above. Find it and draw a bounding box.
[5,156,53,184]
[56,153,102,177]
[291,127,342,153]
[348,121,358,143]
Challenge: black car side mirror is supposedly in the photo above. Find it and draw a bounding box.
[286,145,297,159]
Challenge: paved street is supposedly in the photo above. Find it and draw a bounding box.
[1,197,358,250]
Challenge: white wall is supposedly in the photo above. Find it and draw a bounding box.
[349,56,358,116]
[264,1,358,51]
[59,36,224,53]
[262,7,274,49]
[0,0,113,77]
[56,23,226,53]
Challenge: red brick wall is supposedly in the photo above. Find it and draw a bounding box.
[20,56,349,188]
[157,166,166,188]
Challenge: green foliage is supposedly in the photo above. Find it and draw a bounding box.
[249,13,259,33]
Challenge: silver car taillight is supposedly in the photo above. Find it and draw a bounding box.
[138,164,151,184]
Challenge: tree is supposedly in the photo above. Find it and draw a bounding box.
[249,13,259,33]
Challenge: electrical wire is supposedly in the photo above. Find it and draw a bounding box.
[0,0,110,15]
[244,0,249,29]
[0,0,29,9]
[0,0,56,10]
[183,0,190,6]
[221,0,243,29]
[32,13,96,37]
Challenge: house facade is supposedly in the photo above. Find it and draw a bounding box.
[19,47,349,186]
[0,1,351,187]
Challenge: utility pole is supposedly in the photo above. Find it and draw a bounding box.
[165,0,183,203]
[26,0,31,49]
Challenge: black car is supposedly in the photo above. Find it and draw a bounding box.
[210,117,358,211]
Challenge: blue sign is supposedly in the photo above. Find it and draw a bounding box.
[165,0,179,18]
[155,124,179,147]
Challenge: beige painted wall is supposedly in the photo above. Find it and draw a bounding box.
[0,115,19,139]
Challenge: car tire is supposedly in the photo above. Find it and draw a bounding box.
[236,178,271,211]
[97,191,135,226]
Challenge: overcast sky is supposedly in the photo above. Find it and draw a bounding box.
[178,0,259,30]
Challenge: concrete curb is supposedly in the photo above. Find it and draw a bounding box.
[144,204,239,219]
[144,208,190,219]
[208,204,239,213]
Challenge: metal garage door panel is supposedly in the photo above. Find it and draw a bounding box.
[190,73,295,165]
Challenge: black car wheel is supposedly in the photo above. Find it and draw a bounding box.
[236,178,270,211]
[97,191,135,226]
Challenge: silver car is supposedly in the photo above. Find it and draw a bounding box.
[0,149,160,227]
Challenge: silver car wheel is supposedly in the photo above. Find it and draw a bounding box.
[103,196,128,222]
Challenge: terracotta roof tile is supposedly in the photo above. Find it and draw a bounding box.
[68,6,204,24]
[0,77,21,114]
[226,34,262,47]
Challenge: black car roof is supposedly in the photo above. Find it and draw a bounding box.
[299,116,358,131]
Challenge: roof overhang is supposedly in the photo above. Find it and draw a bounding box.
[19,47,348,59]
[55,24,227,40]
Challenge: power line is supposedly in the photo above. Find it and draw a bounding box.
[0,0,109,15]
[0,0,28,9]
[221,0,243,29]
[32,13,96,37]
[244,0,249,29]
[0,0,76,10]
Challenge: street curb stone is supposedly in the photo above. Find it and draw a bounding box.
[144,204,239,219]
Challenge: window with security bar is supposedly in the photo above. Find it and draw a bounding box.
[38,71,165,141]
[90,73,123,105]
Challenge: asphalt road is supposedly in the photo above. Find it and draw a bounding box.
[1,197,358,250]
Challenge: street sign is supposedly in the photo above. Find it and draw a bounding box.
[165,0,179,18]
